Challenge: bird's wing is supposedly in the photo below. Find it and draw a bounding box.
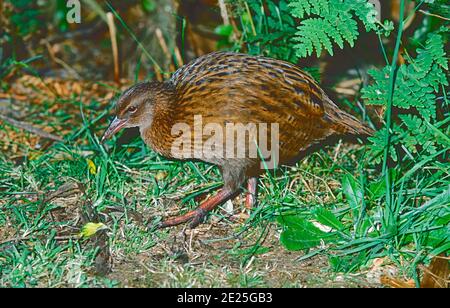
[168,52,334,163]
[170,52,326,121]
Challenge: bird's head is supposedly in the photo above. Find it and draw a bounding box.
[101,81,171,142]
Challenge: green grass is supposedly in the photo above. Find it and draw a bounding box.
[1,0,448,288]
[0,88,447,287]
[1,80,447,287]
[235,0,449,287]
[0,87,379,287]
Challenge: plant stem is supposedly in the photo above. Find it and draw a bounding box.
[383,0,405,225]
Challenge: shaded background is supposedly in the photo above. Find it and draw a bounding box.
[1,0,425,83]
[0,0,448,288]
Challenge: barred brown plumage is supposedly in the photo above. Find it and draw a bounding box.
[102,51,374,228]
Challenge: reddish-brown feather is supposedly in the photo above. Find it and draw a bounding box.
[108,51,374,228]
[146,52,372,171]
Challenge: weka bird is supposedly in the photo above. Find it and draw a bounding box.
[102,51,373,228]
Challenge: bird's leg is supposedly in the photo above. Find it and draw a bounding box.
[158,188,235,229]
[245,177,258,209]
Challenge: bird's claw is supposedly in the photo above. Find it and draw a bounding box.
[157,208,208,229]
[189,208,207,229]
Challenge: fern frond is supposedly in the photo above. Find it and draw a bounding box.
[363,29,448,120]
[349,0,378,31]
[399,115,438,155]
[367,127,398,164]
[288,0,329,19]
[427,0,450,19]
[289,0,385,58]
[362,30,449,163]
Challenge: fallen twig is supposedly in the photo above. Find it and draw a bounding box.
[0,113,64,142]
[0,105,27,120]
[106,12,120,84]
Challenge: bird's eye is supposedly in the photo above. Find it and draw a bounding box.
[128,106,137,114]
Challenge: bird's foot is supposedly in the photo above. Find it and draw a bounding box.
[245,177,258,209]
[158,208,208,229]
[188,208,208,228]
[157,188,235,229]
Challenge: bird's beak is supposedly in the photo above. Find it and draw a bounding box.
[101,117,127,143]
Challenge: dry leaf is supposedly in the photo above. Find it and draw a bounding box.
[79,222,107,239]
[420,254,449,288]
[380,275,415,288]
[86,159,97,175]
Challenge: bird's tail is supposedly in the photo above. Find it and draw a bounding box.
[324,97,374,138]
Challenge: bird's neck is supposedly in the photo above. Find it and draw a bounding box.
[140,81,177,157]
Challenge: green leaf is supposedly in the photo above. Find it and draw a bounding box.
[214,25,233,37]
[425,228,450,247]
[342,174,363,216]
[141,0,156,13]
[430,241,450,257]
[436,214,450,226]
[329,251,367,273]
[367,178,386,200]
[313,207,344,231]
[279,215,337,251]
[289,0,389,58]
[364,40,450,166]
